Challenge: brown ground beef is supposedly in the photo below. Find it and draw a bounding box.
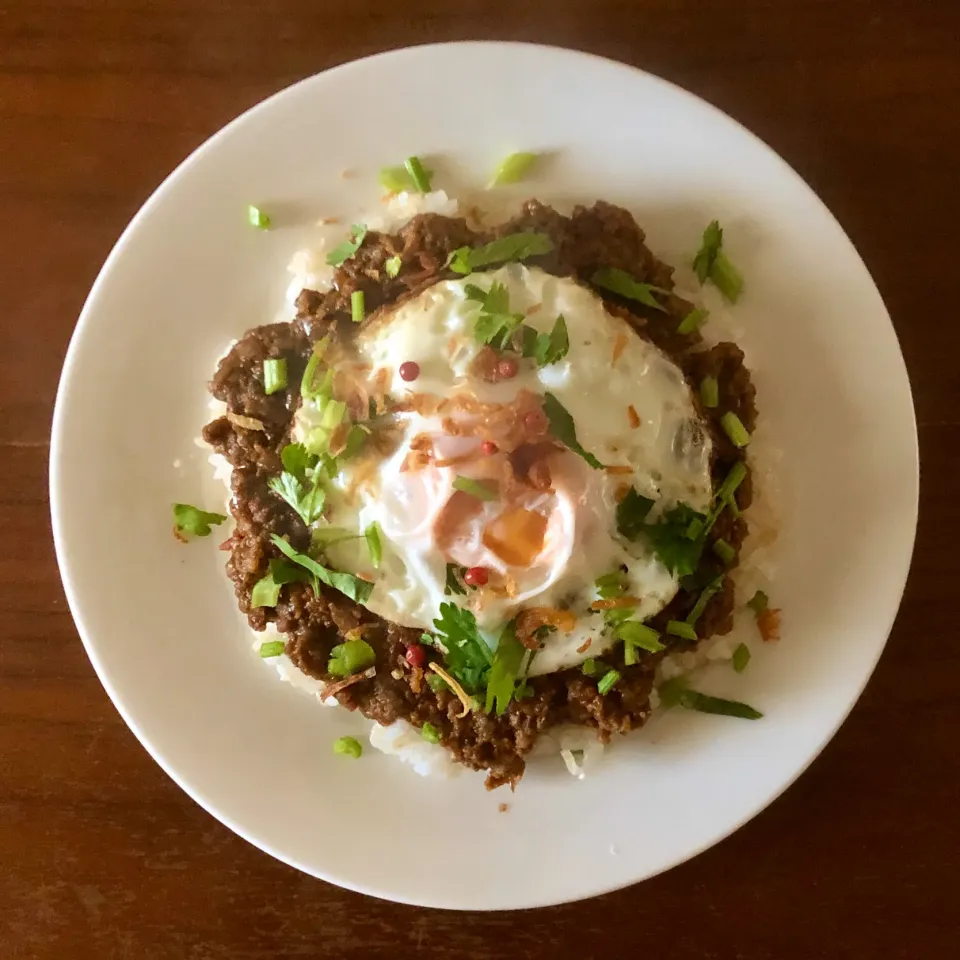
[201,200,758,789]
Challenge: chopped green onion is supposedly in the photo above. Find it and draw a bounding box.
[666,620,698,641]
[720,412,751,448]
[326,224,368,267]
[597,669,621,695]
[713,538,736,565]
[172,503,227,539]
[300,338,330,399]
[489,151,538,186]
[452,476,498,501]
[732,643,751,673]
[595,571,626,600]
[247,205,271,229]
[747,590,769,615]
[686,576,724,626]
[364,521,382,569]
[385,255,402,278]
[616,621,664,654]
[710,252,744,303]
[685,518,704,541]
[714,461,747,510]
[591,266,669,313]
[603,606,635,627]
[581,658,604,677]
[404,156,432,193]
[700,376,719,409]
[263,358,287,395]
[659,678,761,718]
[351,289,365,324]
[677,307,708,335]
[379,166,411,193]
[333,736,363,759]
[320,399,346,430]
[327,638,375,677]
[258,640,285,658]
[421,722,441,744]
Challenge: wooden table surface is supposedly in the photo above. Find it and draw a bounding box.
[2,1,957,957]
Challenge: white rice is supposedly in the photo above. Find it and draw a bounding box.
[204,191,780,782]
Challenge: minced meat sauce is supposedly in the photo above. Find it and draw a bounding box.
[202,200,757,789]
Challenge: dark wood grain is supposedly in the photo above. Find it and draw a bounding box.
[1,1,957,957]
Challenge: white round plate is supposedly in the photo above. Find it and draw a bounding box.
[51,42,917,909]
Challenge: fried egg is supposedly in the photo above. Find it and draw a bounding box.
[294,265,712,675]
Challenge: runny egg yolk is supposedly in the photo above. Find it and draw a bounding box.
[296,264,714,676]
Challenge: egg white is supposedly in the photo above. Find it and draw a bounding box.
[294,265,712,675]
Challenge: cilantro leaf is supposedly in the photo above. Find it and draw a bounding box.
[692,220,743,303]
[431,602,493,693]
[270,534,374,603]
[615,488,655,540]
[642,503,707,577]
[466,280,525,349]
[250,558,312,608]
[448,231,554,274]
[484,621,527,716]
[172,503,227,538]
[542,393,605,469]
[522,314,569,366]
[280,442,318,479]
[268,471,326,527]
[325,224,369,267]
[592,266,669,312]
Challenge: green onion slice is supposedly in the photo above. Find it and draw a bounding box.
[597,669,621,695]
[327,638,375,677]
[677,307,708,335]
[720,411,751,448]
[333,736,363,758]
[351,289,365,324]
[616,621,665,654]
[258,640,285,658]
[747,590,769,615]
[489,151,538,187]
[713,538,736,565]
[263,358,287,395]
[700,375,719,409]
[385,255,402,278]
[732,642,751,673]
[247,205,271,230]
[666,620,698,641]
[364,521,382,569]
[326,224,368,267]
[404,156,432,193]
[421,722,441,744]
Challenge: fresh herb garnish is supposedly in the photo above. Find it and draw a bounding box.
[385,255,402,278]
[258,640,284,658]
[299,337,330,400]
[595,570,627,600]
[597,669,621,695]
[713,538,736,565]
[326,224,368,267]
[732,643,751,673]
[270,534,374,603]
[522,314,569,366]
[452,475,499,501]
[615,621,665,656]
[591,266,669,313]
[430,602,493,693]
[666,620,698,641]
[686,576,724,627]
[677,307,708,335]
[420,722,441,744]
[404,155,432,193]
[542,393,605,469]
[489,151,538,187]
[263,358,287,395]
[426,673,448,693]
[444,563,468,597]
[465,281,524,349]
[485,621,526,716]
[327,638,375,677]
[172,503,227,539]
[692,220,744,303]
[250,558,312,608]
[448,231,553,275]
[379,166,411,193]
[640,503,708,577]
[269,444,326,527]
[700,376,719,409]
[333,736,363,758]
[747,590,769,615]
[364,522,382,569]
[659,677,761,719]
[247,205,271,230]
[720,411,751,448]
[351,289,365,324]
[615,488,655,540]
[581,658,606,677]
